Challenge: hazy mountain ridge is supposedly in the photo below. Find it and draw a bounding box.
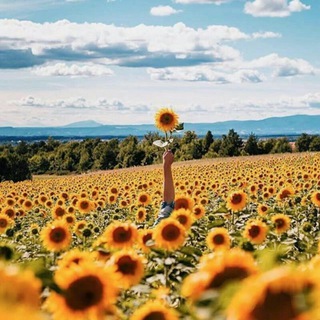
[0,114,319,138]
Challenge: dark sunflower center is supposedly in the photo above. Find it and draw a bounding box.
[176,200,188,210]
[208,266,249,289]
[250,290,297,320]
[316,193,320,201]
[25,201,32,208]
[275,218,285,228]
[0,218,8,228]
[248,225,261,238]
[162,224,180,241]
[160,113,173,125]
[261,206,267,212]
[139,195,148,203]
[138,211,144,219]
[194,208,202,216]
[56,207,65,216]
[280,190,291,199]
[117,256,137,275]
[231,194,242,205]
[178,215,188,225]
[65,275,103,311]
[111,188,117,194]
[142,233,152,245]
[80,201,89,209]
[66,216,74,223]
[143,311,166,320]
[213,234,225,245]
[77,223,85,230]
[113,227,132,243]
[49,227,67,243]
[5,209,15,218]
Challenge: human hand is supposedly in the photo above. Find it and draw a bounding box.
[163,150,174,168]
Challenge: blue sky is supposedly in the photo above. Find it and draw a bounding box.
[0,0,319,126]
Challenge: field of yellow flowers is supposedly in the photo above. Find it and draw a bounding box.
[1,152,320,320]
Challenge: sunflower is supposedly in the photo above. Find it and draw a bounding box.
[29,223,40,236]
[131,300,179,320]
[182,248,258,301]
[102,222,138,250]
[192,204,206,219]
[153,218,186,251]
[0,214,14,234]
[174,195,194,211]
[243,219,268,245]
[271,213,291,234]
[227,267,318,320]
[0,263,42,310]
[171,208,194,230]
[77,198,94,214]
[107,194,117,205]
[135,207,147,223]
[206,227,231,251]
[41,221,72,252]
[74,220,87,236]
[226,190,247,212]
[257,203,269,216]
[138,229,154,252]
[52,205,66,219]
[22,199,33,211]
[45,262,119,320]
[108,250,145,289]
[57,249,95,271]
[2,207,15,219]
[137,192,151,207]
[276,186,295,201]
[311,191,320,207]
[64,214,76,225]
[155,108,179,132]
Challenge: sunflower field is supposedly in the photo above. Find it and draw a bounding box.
[2,149,320,320]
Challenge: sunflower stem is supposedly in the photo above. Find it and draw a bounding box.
[165,131,168,151]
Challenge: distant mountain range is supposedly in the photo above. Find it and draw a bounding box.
[0,115,319,139]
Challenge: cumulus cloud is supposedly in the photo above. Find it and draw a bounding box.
[32,62,114,77]
[147,52,317,83]
[0,19,253,69]
[150,5,182,16]
[247,53,316,77]
[244,0,310,17]
[251,31,282,39]
[148,65,264,83]
[9,96,151,112]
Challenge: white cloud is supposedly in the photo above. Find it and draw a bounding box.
[9,96,151,112]
[0,20,252,69]
[150,6,182,16]
[251,31,282,39]
[247,53,316,77]
[175,0,231,4]
[244,0,310,17]
[148,66,264,83]
[32,63,114,77]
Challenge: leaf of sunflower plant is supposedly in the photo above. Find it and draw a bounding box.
[153,140,168,148]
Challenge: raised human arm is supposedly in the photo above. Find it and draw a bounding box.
[163,150,175,204]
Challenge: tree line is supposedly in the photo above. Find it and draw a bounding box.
[1,130,320,182]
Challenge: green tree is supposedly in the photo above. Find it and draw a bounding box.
[271,138,292,154]
[117,136,145,168]
[219,129,243,157]
[295,133,313,152]
[202,130,214,154]
[309,136,320,151]
[244,133,259,155]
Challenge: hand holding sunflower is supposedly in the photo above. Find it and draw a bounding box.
[153,108,183,149]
